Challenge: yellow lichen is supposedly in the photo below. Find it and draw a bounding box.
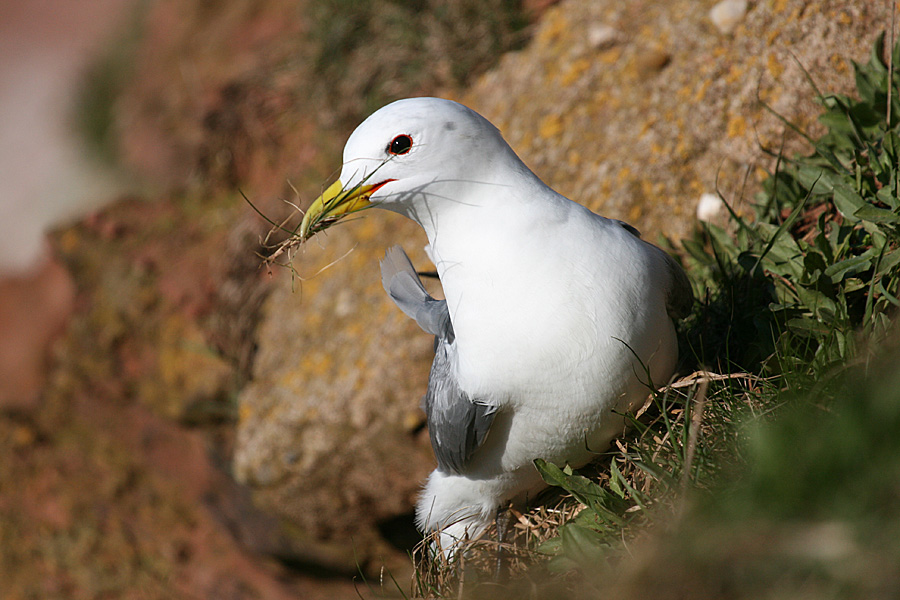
[560,57,591,86]
[688,179,705,195]
[539,113,563,140]
[830,53,848,74]
[639,117,658,137]
[567,149,582,166]
[727,114,748,138]
[725,64,745,85]
[767,53,785,79]
[536,7,568,46]
[693,79,712,102]
[238,403,254,423]
[598,47,623,65]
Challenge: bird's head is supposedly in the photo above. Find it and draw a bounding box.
[299,97,516,239]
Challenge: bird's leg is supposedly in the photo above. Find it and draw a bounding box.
[493,507,511,583]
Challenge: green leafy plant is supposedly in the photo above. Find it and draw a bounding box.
[684,32,900,377]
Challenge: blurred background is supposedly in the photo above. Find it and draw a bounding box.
[0,0,886,598]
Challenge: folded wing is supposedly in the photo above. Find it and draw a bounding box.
[380,246,496,474]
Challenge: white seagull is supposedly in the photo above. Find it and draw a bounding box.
[299,97,693,553]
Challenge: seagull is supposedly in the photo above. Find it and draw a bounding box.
[298,97,693,554]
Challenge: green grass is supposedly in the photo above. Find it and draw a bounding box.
[410,31,900,600]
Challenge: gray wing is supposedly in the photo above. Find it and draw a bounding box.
[613,219,642,238]
[662,251,694,320]
[614,220,692,319]
[425,338,497,474]
[380,246,496,474]
[380,246,452,340]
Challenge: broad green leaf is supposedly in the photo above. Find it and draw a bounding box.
[876,185,899,210]
[795,165,839,195]
[843,277,866,293]
[560,522,609,566]
[832,184,866,220]
[818,109,855,138]
[787,317,830,337]
[534,459,625,525]
[823,249,876,283]
[794,284,837,319]
[876,248,900,275]
[854,204,900,224]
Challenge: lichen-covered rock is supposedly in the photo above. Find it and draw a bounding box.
[710,0,749,35]
[233,215,436,565]
[461,0,881,240]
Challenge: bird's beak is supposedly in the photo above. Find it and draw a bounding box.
[300,178,392,240]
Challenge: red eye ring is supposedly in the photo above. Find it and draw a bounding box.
[388,134,413,155]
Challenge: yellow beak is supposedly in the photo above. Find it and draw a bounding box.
[299,179,390,240]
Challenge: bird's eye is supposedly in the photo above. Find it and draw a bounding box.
[388,134,413,155]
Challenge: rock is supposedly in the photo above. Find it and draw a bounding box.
[634,47,672,74]
[697,192,725,222]
[709,0,749,35]
[588,24,620,50]
[462,0,881,241]
[233,218,437,567]
[156,315,235,424]
[0,245,75,411]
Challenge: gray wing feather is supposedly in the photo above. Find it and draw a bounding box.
[380,246,452,340]
[425,339,497,474]
[662,251,694,320]
[380,246,495,474]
